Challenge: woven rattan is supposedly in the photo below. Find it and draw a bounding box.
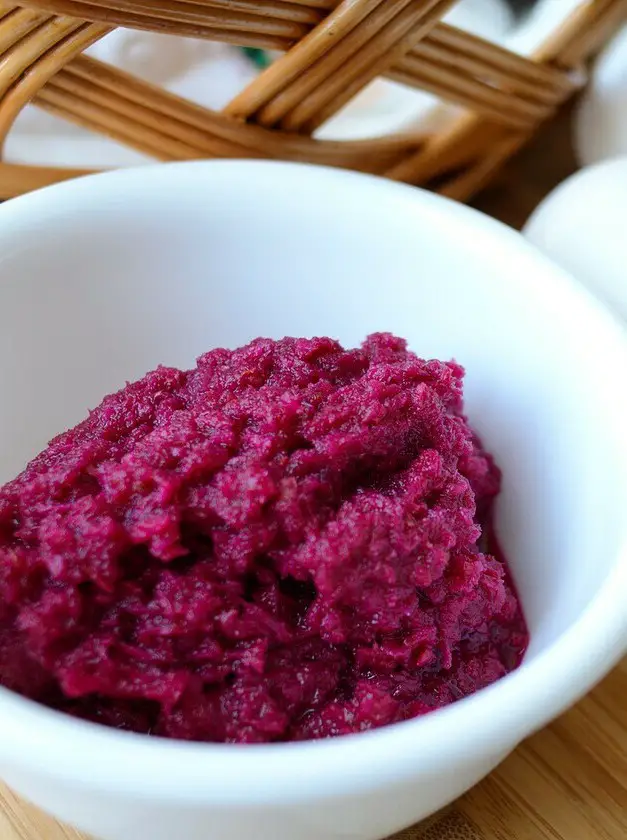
[0,0,625,200]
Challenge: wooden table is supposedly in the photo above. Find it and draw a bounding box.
[2,105,625,840]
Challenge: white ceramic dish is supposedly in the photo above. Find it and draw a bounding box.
[574,25,627,166]
[524,156,627,322]
[0,161,626,840]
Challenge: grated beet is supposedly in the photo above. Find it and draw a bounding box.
[0,334,528,742]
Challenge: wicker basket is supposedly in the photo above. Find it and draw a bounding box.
[0,0,625,201]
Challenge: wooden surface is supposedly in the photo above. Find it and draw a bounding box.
[1,105,625,840]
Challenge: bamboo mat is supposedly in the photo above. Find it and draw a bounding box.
[2,103,625,840]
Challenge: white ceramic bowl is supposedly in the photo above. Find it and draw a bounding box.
[524,157,627,322]
[0,162,626,840]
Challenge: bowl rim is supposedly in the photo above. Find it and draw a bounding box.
[0,159,626,804]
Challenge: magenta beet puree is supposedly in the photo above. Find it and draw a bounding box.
[0,334,528,742]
